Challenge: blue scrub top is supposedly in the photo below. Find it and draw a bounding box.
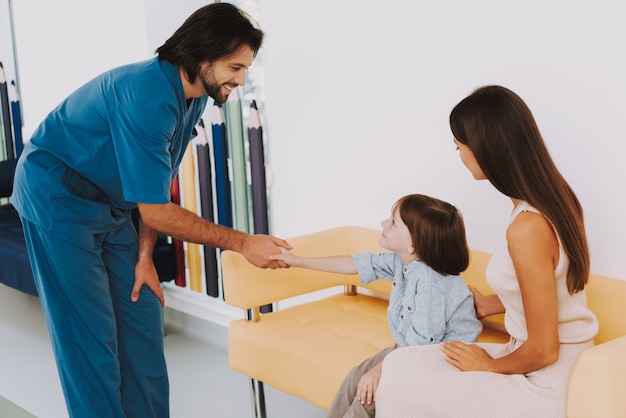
[12,57,208,232]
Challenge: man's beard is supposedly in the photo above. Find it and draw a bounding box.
[200,66,227,104]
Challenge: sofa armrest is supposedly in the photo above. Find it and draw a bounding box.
[567,335,626,417]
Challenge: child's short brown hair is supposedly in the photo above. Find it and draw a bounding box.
[396,194,469,275]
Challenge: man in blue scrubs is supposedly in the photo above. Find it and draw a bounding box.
[11,4,290,417]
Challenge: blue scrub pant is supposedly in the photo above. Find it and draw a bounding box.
[21,218,169,418]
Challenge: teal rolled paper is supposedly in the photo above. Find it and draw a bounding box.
[223,87,249,233]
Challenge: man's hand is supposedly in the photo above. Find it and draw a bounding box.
[132,256,165,307]
[356,361,383,405]
[138,202,292,269]
[240,234,292,269]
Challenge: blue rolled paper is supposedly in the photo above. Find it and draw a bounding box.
[211,103,233,228]
[10,80,22,158]
[0,63,14,159]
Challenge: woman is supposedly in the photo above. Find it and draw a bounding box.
[374,85,598,417]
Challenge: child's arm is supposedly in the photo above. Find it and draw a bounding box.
[270,248,358,274]
[468,286,505,319]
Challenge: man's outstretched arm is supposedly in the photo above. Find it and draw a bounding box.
[137,202,291,269]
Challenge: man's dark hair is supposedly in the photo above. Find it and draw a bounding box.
[156,3,264,82]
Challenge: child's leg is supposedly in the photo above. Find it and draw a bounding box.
[326,345,396,418]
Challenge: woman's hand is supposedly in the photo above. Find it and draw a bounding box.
[440,341,495,372]
[356,361,383,405]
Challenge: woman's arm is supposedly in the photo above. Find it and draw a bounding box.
[270,249,358,274]
[496,211,561,371]
[442,211,561,374]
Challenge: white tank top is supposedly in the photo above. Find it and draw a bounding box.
[485,201,598,343]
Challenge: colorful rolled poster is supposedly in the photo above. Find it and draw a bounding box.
[247,100,269,235]
[170,176,186,287]
[9,80,22,158]
[247,100,274,314]
[223,87,249,233]
[0,63,14,159]
[180,141,203,293]
[0,98,5,162]
[211,103,233,228]
[195,119,219,297]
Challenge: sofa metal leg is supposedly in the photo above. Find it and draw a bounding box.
[249,378,267,418]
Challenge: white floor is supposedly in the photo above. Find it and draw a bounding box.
[0,284,326,418]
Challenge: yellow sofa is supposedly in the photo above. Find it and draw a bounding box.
[221,226,626,418]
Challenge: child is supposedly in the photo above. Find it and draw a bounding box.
[271,193,482,418]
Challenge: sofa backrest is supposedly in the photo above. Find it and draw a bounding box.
[585,274,626,344]
[221,226,392,310]
[221,226,496,310]
[222,225,626,344]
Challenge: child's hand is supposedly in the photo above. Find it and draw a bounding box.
[468,286,505,319]
[268,247,297,266]
[356,361,383,405]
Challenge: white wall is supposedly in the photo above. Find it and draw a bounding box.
[260,0,626,280]
[10,0,626,280]
[0,1,19,96]
[12,0,149,134]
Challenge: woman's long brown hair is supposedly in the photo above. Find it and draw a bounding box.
[450,85,589,293]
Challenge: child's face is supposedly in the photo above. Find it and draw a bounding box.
[379,207,414,257]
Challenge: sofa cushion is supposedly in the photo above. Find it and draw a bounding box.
[228,293,393,409]
[229,290,510,410]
